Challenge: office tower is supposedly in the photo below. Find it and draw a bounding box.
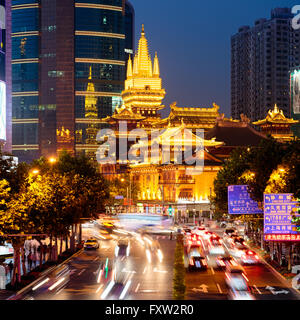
[0,0,5,151]
[231,8,300,122]
[8,0,134,163]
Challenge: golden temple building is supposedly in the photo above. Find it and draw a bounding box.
[253,104,299,142]
[122,25,166,129]
[153,102,220,132]
[129,124,224,216]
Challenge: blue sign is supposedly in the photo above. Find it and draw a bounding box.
[115,195,124,200]
[228,185,263,215]
[264,193,299,236]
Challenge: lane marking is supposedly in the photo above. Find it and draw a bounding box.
[93,257,99,261]
[216,283,223,294]
[254,285,262,294]
[210,267,215,275]
[135,283,140,293]
[96,284,104,293]
[78,269,86,276]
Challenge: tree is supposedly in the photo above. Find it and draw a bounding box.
[107,174,140,208]
[247,138,285,203]
[211,147,253,220]
[173,234,186,300]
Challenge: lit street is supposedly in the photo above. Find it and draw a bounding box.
[13,218,300,301]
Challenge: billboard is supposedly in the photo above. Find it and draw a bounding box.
[228,185,263,215]
[0,80,5,141]
[264,193,300,241]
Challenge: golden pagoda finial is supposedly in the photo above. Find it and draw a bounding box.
[127,54,133,78]
[142,24,145,35]
[153,51,160,77]
[136,24,152,76]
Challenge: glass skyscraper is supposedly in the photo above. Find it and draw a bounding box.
[8,0,134,162]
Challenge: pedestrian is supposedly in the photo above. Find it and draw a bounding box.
[27,251,32,271]
[170,232,173,240]
[8,261,13,279]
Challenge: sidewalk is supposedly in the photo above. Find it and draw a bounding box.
[0,290,15,300]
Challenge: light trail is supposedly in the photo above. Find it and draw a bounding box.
[32,278,50,291]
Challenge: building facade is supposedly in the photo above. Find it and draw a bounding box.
[8,0,134,163]
[231,8,300,122]
[0,0,5,151]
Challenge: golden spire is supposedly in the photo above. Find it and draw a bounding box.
[133,54,138,75]
[127,54,133,78]
[137,24,152,77]
[153,51,160,77]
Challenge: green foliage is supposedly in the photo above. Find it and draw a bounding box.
[211,147,253,220]
[173,234,186,300]
[107,173,140,206]
[0,151,110,239]
[247,138,285,203]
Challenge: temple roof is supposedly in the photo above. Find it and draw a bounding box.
[102,105,146,122]
[154,102,220,128]
[253,104,299,126]
[205,119,268,147]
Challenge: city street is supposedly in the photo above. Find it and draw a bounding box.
[18,225,176,301]
[13,219,300,301]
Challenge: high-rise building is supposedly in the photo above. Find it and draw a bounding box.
[8,0,134,163]
[0,0,6,151]
[231,8,300,122]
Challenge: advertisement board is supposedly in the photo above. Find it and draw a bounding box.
[264,193,300,241]
[0,80,5,141]
[228,185,263,215]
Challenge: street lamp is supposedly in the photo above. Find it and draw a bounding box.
[49,157,57,164]
[30,169,40,175]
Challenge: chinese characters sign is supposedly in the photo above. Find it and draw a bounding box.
[264,193,300,241]
[228,185,263,215]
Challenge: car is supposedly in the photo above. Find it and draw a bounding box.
[186,234,202,247]
[188,245,204,257]
[183,228,192,235]
[208,245,225,256]
[115,239,130,258]
[223,228,237,238]
[229,245,249,258]
[215,255,237,269]
[228,288,255,300]
[84,238,99,250]
[233,236,246,245]
[202,231,214,240]
[225,264,248,288]
[188,256,208,271]
[241,249,260,265]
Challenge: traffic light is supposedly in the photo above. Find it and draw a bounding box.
[168,205,172,216]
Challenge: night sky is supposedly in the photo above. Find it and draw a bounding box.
[129,0,297,118]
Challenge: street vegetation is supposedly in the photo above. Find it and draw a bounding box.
[0,151,109,287]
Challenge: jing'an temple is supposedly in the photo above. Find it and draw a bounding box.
[98,25,299,217]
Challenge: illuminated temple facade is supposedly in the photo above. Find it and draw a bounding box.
[101,26,299,217]
[253,104,299,142]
